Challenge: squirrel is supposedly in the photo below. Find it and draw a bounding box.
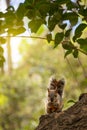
[46,76,65,114]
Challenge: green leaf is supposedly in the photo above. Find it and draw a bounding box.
[28,19,43,33]
[0,47,4,54]
[46,33,52,43]
[4,10,15,18]
[79,8,87,21]
[59,23,67,30]
[48,21,56,31]
[77,38,87,52]
[73,23,87,41]
[26,9,36,19]
[37,4,50,17]
[64,50,72,58]
[4,11,16,28]
[48,17,57,31]
[54,32,64,48]
[0,55,5,67]
[0,37,6,44]
[63,12,78,26]
[0,62,3,67]
[49,2,59,15]
[48,11,61,31]
[62,42,73,50]
[8,27,26,36]
[53,11,61,21]
[67,1,78,10]
[77,38,85,45]
[16,27,26,35]
[24,0,34,5]
[67,99,76,104]
[16,3,26,19]
[65,28,72,37]
[16,20,24,27]
[0,12,4,18]
[73,49,78,58]
[79,8,87,17]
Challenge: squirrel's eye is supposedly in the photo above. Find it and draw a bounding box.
[55,95,57,97]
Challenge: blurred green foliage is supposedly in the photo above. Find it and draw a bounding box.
[0,38,87,130]
[0,0,87,129]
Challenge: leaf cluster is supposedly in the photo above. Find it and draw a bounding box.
[0,0,87,66]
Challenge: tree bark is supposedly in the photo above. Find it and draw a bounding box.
[36,93,87,130]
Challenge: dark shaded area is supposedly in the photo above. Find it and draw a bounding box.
[36,93,87,130]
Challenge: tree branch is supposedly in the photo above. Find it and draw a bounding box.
[1,35,87,55]
[36,93,87,130]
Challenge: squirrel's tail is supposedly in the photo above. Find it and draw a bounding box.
[48,75,65,96]
[57,78,65,97]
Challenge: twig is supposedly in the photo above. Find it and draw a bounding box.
[0,35,87,55]
[0,35,53,41]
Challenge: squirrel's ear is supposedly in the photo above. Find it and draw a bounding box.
[47,88,50,92]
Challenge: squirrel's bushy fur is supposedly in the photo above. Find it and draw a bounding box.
[46,76,65,114]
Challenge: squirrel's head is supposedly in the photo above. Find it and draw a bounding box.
[47,88,60,103]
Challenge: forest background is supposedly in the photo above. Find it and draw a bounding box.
[0,0,87,130]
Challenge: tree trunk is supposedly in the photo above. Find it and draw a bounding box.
[6,0,10,7]
[6,0,12,75]
[7,37,12,75]
[36,93,87,130]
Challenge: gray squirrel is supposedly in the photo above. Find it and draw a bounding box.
[46,76,65,114]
